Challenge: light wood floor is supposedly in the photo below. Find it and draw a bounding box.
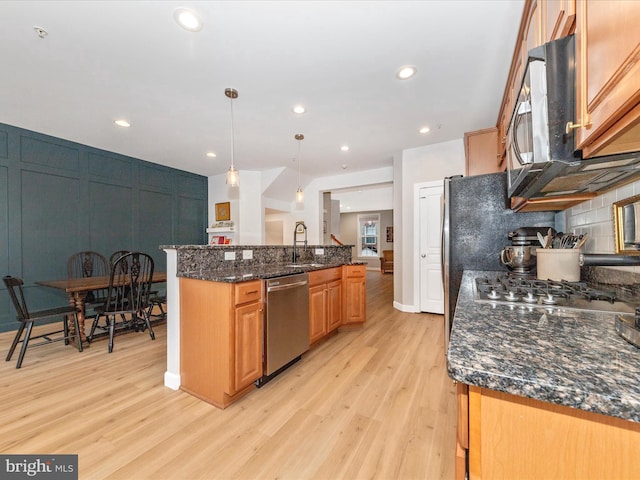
[0,272,456,480]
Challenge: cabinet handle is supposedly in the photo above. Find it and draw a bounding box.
[565,121,591,134]
[245,290,259,295]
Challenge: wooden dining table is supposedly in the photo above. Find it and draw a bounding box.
[36,272,167,344]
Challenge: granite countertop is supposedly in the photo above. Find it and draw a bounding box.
[178,262,359,283]
[447,270,640,423]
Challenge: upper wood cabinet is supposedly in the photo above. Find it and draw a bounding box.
[464,128,500,176]
[544,0,576,42]
[573,0,640,158]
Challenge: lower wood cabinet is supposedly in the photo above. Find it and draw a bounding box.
[457,384,640,479]
[342,264,366,325]
[232,299,263,393]
[179,278,263,409]
[308,267,342,344]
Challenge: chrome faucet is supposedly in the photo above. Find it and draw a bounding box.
[292,222,307,264]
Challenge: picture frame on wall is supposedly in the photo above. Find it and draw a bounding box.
[386,226,394,243]
[215,202,231,221]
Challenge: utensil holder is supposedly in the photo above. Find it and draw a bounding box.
[536,248,581,281]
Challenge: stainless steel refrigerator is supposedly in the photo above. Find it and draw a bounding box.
[442,172,556,348]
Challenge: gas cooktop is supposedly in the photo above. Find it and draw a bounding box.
[474,274,638,315]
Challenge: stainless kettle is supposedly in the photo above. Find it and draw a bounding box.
[499,245,536,275]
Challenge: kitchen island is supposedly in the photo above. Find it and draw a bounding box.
[447,270,640,480]
[162,244,366,408]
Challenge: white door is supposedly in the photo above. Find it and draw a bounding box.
[419,185,444,314]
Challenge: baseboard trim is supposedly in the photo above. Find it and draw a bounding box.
[393,300,420,313]
[164,371,181,390]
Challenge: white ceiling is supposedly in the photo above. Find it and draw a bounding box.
[0,0,524,182]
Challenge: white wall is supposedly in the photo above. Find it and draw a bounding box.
[394,139,466,311]
[265,211,295,245]
[563,178,640,274]
[206,143,465,313]
[332,185,393,212]
[208,166,394,246]
[305,166,395,244]
[208,170,264,244]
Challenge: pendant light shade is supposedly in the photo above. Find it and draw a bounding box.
[225,88,239,187]
[295,133,304,203]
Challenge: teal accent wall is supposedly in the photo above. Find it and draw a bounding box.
[0,123,207,333]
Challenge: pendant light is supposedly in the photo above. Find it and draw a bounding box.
[295,133,304,203]
[225,88,239,187]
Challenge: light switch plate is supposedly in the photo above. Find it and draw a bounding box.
[243,250,253,260]
[224,251,236,260]
[315,248,324,255]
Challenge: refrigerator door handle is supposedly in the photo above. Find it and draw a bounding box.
[442,177,452,353]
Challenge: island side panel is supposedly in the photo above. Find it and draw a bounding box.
[180,277,233,407]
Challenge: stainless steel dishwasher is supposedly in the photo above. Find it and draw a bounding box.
[258,272,309,386]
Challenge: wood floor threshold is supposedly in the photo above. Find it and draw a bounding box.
[0,273,456,479]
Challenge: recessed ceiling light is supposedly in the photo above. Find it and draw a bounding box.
[419,126,430,134]
[173,8,202,32]
[340,145,349,152]
[206,152,217,158]
[114,119,131,127]
[341,164,348,169]
[292,105,307,114]
[396,65,417,80]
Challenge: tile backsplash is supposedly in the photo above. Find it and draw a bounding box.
[564,178,640,274]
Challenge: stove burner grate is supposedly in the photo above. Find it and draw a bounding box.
[474,274,624,312]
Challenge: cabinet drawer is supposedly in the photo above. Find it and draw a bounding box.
[343,264,366,277]
[309,267,342,286]
[234,280,262,305]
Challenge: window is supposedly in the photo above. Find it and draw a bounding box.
[357,214,380,257]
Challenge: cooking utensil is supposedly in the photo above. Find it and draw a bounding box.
[537,232,546,247]
[546,228,554,248]
[575,234,589,249]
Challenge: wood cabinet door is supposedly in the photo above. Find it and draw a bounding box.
[523,0,543,62]
[464,128,500,176]
[575,0,640,157]
[309,284,326,344]
[469,386,640,480]
[455,383,469,480]
[232,301,263,393]
[326,279,342,332]
[543,0,575,42]
[343,276,366,325]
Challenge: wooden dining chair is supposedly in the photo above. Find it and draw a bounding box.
[67,251,109,305]
[88,252,155,353]
[3,276,83,368]
[109,250,130,269]
[110,250,165,320]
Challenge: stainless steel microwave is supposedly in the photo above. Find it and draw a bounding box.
[506,35,640,199]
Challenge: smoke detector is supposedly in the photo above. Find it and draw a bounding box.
[33,26,48,39]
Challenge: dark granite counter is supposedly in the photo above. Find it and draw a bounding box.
[178,262,352,283]
[162,244,360,282]
[447,270,640,423]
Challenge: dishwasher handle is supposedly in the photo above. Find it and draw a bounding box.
[267,280,308,292]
